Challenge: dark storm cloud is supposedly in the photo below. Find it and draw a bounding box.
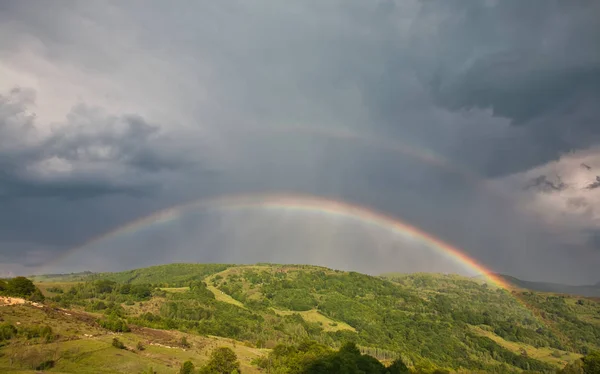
[0,87,186,199]
[1,1,599,283]
[405,0,600,176]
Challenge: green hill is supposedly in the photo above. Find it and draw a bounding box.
[2,263,599,373]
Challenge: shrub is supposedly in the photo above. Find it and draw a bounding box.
[99,316,130,332]
[180,336,191,348]
[0,323,17,341]
[35,360,55,370]
[179,360,195,374]
[112,337,125,349]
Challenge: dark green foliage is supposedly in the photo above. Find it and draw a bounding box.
[28,288,45,302]
[199,347,240,374]
[5,276,36,297]
[112,337,125,349]
[129,284,152,299]
[272,288,317,311]
[305,342,391,374]
[20,325,56,342]
[258,341,409,374]
[582,350,600,374]
[46,286,64,293]
[99,315,130,332]
[179,360,195,374]
[94,279,117,294]
[35,360,55,370]
[0,323,56,343]
[386,358,410,374]
[0,322,17,341]
[91,300,108,311]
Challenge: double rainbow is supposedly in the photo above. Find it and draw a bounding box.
[39,193,510,289]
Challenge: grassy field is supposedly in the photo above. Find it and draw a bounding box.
[206,285,246,309]
[272,308,356,332]
[159,287,190,293]
[469,325,582,367]
[0,304,264,373]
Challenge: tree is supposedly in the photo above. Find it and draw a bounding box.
[94,279,116,294]
[582,351,600,374]
[386,358,410,374]
[201,347,240,374]
[179,360,195,374]
[29,288,45,302]
[7,277,36,297]
[180,336,191,348]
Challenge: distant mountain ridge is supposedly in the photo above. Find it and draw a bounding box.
[494,273,600,297]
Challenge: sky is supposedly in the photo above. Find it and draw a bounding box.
[1,0,600,284]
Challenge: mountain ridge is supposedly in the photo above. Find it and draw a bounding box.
[493,273,600,297]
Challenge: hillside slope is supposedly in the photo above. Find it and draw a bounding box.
[3,263,599,373]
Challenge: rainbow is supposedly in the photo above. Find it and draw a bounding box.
[242,124,478,180]
[38,193,511,289]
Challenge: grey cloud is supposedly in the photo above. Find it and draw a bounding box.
[0,87,187,199]
[586,176,600,190]
[525,175,567,193]
[406,0,600,175]
[1,1,599,283]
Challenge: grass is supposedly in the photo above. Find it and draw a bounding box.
[206,285,246,309]
[469,325,581,367]
[0,303,265,373]
[272,308,356,332]
[159,287,190,293]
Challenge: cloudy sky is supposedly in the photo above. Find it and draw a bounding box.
[1,0,600,284]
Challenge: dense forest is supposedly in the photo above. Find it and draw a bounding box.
[1,263,599,373]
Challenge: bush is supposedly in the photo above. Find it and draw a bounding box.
[179,360,195,374]
[99,316,130,332]
[35,360,55,370]
[112,337,125,349]
[0,323,17,341]
[21,325,56,342]
[582,350,600,374]
[28,289,45,303]
[200,347,240,374]
[180,336,191,348]
[6,277,36,297]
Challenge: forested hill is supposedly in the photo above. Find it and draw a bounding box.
[2,263,599,373]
